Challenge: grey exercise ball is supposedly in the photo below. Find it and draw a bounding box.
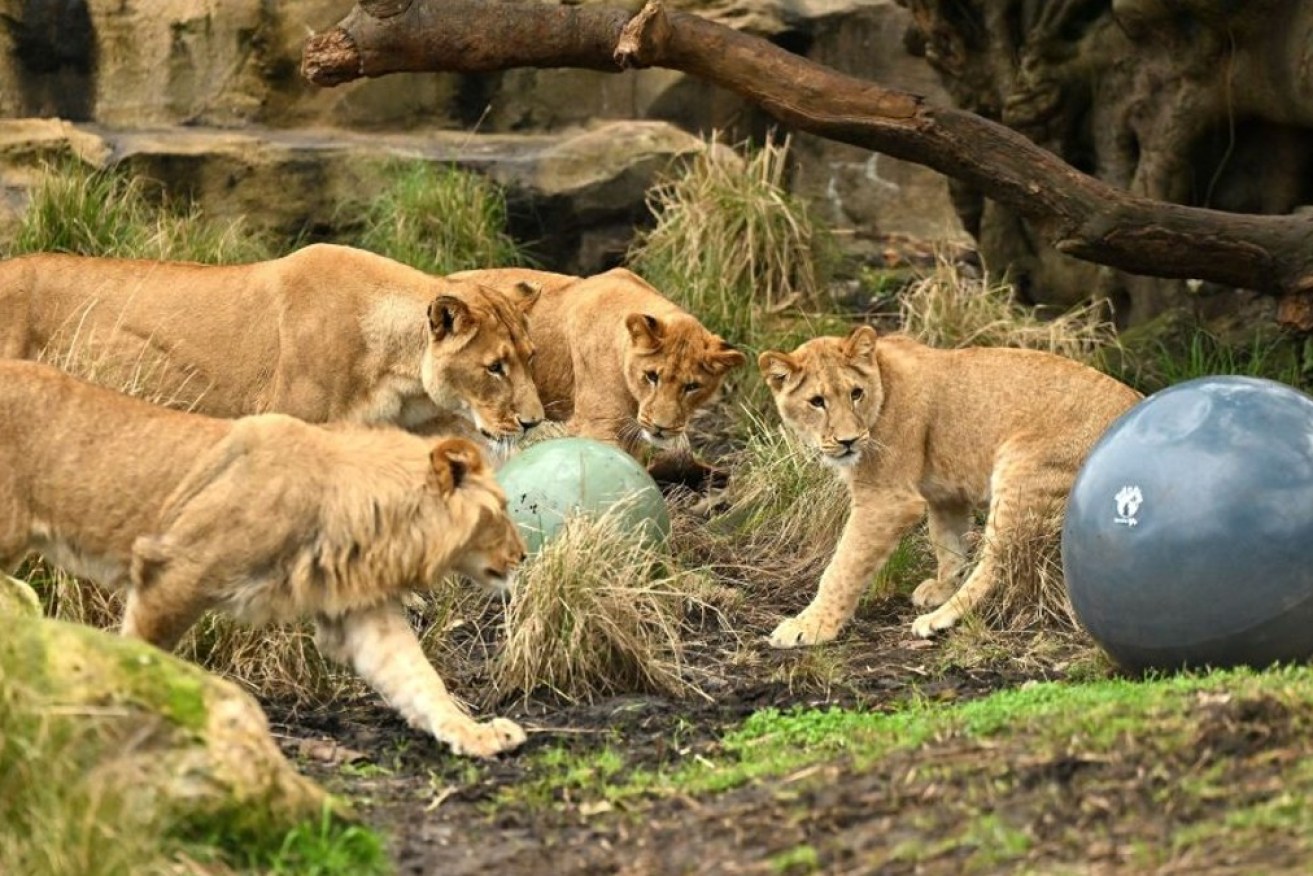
[1063,375,1313,672]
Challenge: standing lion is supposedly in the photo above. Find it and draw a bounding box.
[0,243,544,443]
[759,326,1141,645]
[0,361,529,758]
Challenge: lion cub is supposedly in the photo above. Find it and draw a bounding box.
[452,267,746,474]
[759,326,1140,645]
[0,361,528,758]
[0,244,544,441]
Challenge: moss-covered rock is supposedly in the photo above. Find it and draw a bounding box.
[0,574,41,618]
[0,615,340,838]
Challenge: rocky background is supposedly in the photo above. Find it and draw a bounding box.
[0,0,967,277]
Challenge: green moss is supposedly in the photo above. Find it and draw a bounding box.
[0,575,41,618]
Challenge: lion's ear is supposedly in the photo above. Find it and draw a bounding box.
[707,340,747,375]
[512,281,542,314]
[428,437,487,495]
[843,325,879,365]
[758,350,799,391]
[428,295,473,341]
[625,313,664,352]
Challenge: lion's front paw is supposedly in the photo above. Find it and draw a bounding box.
[768,613,839,649]
[443,717,527,759]
[911,577,957,608]
[910,606,959,639]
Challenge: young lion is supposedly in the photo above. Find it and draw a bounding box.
[0,243,544,441]
[452,266,746,474]
[759,326,1140,645]
[0,361,528,758]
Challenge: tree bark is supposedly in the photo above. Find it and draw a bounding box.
[302,0,1313,328]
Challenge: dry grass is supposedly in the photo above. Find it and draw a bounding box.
[674,411,850,615]
[977,504,1080,633]
[491,508,720,704]
[899,252,1119,363]
[629,133,836,345]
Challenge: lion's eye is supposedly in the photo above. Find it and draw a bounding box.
[809,396,826,409]
[851,387,864,402]
[644,370,659,385]
[487,361,506,376]
[683,381,701,394]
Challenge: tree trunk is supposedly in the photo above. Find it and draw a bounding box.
[301,0,1313,329]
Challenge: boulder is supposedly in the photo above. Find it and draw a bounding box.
[0,598,337,834]
[1,574,40,618]
[0,117,710,272]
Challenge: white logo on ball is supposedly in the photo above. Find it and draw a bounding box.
[1114,485,1143,527]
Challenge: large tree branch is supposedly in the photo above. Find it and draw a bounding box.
[302,0,1313,324]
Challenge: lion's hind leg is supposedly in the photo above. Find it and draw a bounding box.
[911,501,972,609]
[314,603,526,759]
[910,444,1069,638]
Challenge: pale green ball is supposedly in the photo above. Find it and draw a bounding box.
[496,437,671,554]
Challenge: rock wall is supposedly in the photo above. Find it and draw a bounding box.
[0,0,968,268]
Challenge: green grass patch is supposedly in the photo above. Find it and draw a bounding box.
[349,160,526,275]
[1139,329,1303,394]
[503,664,1313,807]
[8,159,273,263]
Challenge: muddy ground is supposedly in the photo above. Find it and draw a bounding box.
[265,590,1060,875]
[257,403,1313,874]
[265,586,1313,875]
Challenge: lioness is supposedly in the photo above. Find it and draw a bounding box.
[0,243,543,441]
[759,326,1140,645]
[452,267,746,474]
[0,361,528,758]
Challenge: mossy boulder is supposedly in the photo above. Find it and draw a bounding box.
[0,612,339,837]
[1,574,41,618]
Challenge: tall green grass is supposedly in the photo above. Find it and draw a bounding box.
[1140,330,1303,394]
[350,161,526,274]
[7,160,273,263]
[629,134,837,347]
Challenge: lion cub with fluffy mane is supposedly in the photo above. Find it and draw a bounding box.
[452,267,746,461]
[0,243,543,440]
[0,361,528,758]
[760,326,1140,645]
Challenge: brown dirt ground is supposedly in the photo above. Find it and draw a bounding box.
[266,594,1312,874]
[257,388,1312,874]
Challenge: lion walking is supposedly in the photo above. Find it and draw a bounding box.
[0,361,528,758]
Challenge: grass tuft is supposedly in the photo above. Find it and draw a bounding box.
[677,411,848,615]
[899,252,1118,363]
[350,160,527,275]
[629,134,837,346]
[8,159,272,264]
[491,508,715,704]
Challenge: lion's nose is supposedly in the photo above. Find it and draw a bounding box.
[838,436,860,451]
[518,417,541,432]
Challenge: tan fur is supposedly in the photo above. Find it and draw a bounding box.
[0,361,528,758]
[452,267,746,456]
[759,326,1141,645]
[0,243,544,440]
